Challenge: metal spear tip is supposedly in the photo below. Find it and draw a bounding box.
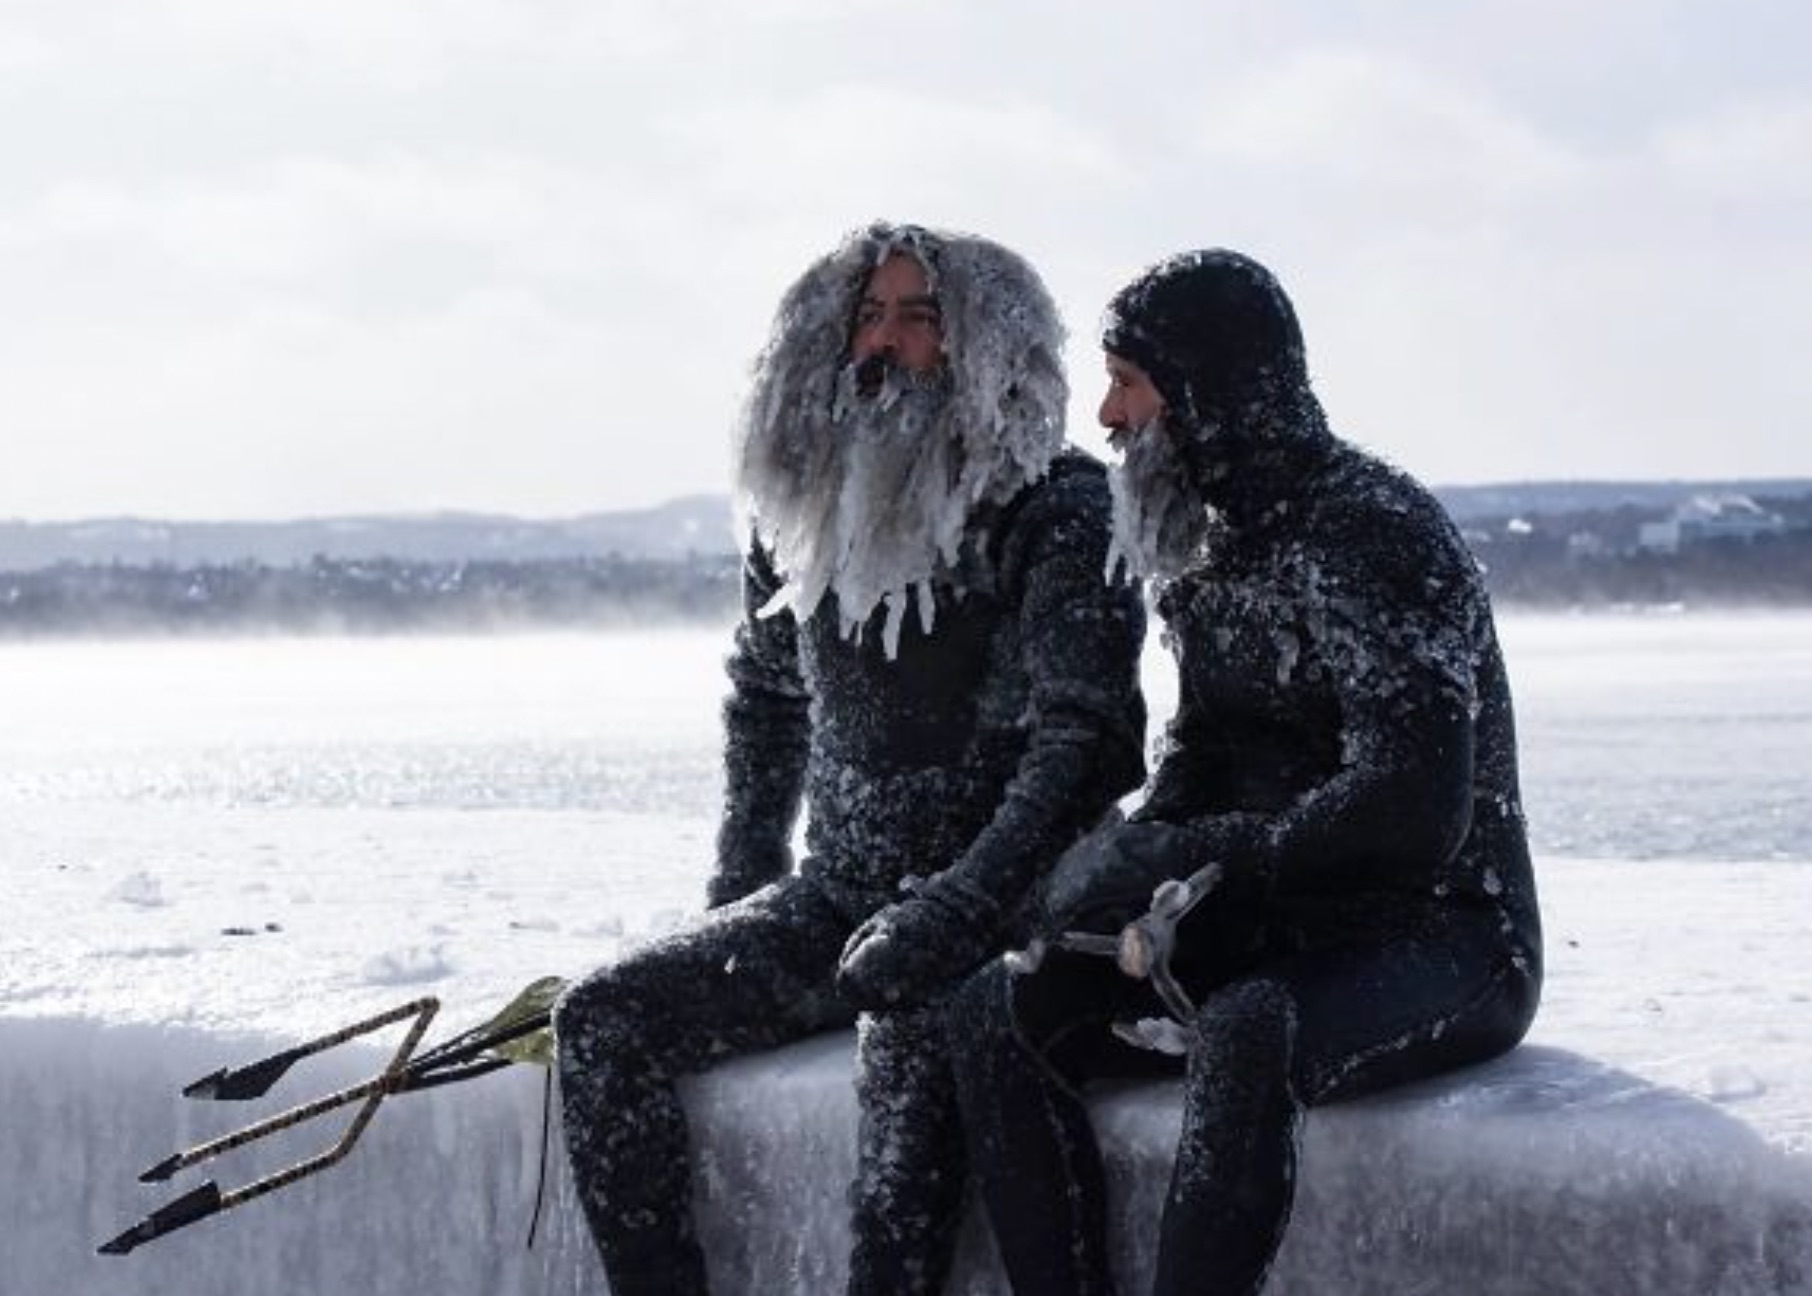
[97,1223,149,1256]
[182,1050,300,1101]
[180,1066,231,1099]
[138,1152,184,1184]
[98,1181,224,1256]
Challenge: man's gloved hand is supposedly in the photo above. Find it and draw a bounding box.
[836,875,999,1011]
[1037,815,1265,937]
[1037,822,1200,936]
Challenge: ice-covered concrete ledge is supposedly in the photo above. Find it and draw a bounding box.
[4,1016,1807,1296]
[691,1033,1812,1295]
[6,850,1811,1294]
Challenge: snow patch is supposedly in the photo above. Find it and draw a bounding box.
[359,945,455,986]
[109,872,169,908]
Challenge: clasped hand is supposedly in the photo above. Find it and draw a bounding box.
[1038,820,1223,936]
[835,876,998,1011]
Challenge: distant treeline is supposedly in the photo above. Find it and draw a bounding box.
[3,508,1810,638]
[1463,492,1812,608]
[0,554,742,637]
[1478,529,1812,607]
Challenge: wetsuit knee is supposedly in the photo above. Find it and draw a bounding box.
[551,977,589,1047]
[1188,979,1299,1099]
[553,971,606,1037]
[554,962,662,1065]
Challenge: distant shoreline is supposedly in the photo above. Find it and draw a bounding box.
[1,556,1808,642]
[2,478,1809,636]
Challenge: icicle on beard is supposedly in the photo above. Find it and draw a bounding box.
[1106,415,1215,583]
[741,356,962,658]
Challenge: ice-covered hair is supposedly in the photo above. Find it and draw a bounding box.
[734,221,1068,645]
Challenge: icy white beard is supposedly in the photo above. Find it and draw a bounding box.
[739,360,1004,658]
[1106,416,1214,582]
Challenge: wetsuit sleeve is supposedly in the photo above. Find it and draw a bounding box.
[709,540,811,907]
[1138,696,1215,823]
[933,466,1148,924]
[1256,540,1484,897]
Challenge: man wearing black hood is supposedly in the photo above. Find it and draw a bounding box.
[552,223,1147,1296]
[945,249,1543,1296]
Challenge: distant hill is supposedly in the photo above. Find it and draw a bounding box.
[3,479,1809,632]
[1431,478,1812,523]
[0,496,739,571]
[4,477,1809,570]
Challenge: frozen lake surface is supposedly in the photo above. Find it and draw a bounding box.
[2,613,1809,1293]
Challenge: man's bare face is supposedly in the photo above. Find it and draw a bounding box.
[1098,354,1167,447]
[849,253,944,395]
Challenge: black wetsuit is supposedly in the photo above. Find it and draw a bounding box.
[947,312,1543,1293]
[554,451,1146,1296]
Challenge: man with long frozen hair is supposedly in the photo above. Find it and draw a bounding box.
[554,222,1147,1296]
[735,222,1073,653]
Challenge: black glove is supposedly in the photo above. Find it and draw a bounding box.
[1038,815,1266,936]
[705,837,792,909]
[835,875,1000,1011]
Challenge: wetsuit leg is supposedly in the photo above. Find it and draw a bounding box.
[946,954,1166,1296]
[554,876,854,1296]
[1283,907,1539,1105]
[1151,978,1301,1296]
[1150,906,1538,1296]
[846,1006,968,1296]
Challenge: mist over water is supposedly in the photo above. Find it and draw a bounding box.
[0,613,1805,864]
[1496,613,1812,863]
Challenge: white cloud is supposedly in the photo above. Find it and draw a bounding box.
[7,156,677,283]
[2,2,1810,517]
[0,290,731,519]
[0,27,53,71]
[1655,95,1812,200]
[671,84,1125,223]
[1187,49,1591,209]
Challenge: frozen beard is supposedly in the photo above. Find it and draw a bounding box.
[1106,415,1214,582]
[738,356,973,657]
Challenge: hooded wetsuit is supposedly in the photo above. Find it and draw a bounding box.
[948,249,1542,1296]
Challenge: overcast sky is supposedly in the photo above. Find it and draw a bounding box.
[3,1,1808,521]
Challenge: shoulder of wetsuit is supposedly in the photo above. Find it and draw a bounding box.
[986,448,1112,568]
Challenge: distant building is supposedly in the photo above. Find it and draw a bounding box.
[1566,531,1609,559]
[1638,494,1788,553]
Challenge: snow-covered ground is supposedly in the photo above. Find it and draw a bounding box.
[3,617,1810,1293]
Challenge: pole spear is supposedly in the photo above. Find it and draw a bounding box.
[99,976,565,1256]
